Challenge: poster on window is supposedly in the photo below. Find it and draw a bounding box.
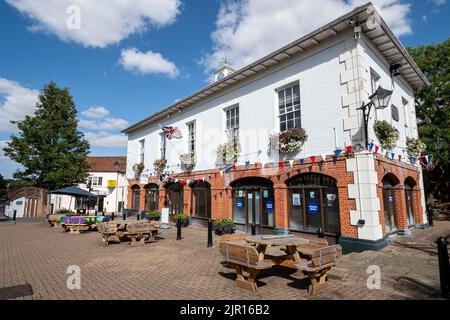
[263,190,269,198]
[236,198,244,209]
[307,201,320,215]
[292,194,301,206]
[265,200,274,212]
[309,191,315,199]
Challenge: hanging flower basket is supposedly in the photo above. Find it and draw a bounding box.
[180,153,197,171]
[132,163,145,177]
[373,120,399,150]
[217,140,241,163]
[153,158,167,172]
[406,137,427,157]
[273,127,308,153]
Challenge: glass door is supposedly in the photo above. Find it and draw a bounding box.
[405,188,415,226]
[383,188,397,233]
[305,188,321,232]
[246,190,261,234]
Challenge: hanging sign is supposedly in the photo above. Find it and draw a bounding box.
[307,201,320,215]
[265,200,274,212]
[389,193,394,203]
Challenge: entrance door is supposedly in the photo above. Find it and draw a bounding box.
[246,190,261,234]
[383,188,397,233]
[304,188,321,232]
[167,189,183,215]
[405,187,415,226]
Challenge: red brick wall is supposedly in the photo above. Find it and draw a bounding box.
[127,156,357,237]
[374,155,424,236]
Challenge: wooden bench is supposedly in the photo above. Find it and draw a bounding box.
[220,233,247,245]
[219,241,272,292]
[98,222,159,246]
[125,222,159,246]
[295,244,342,294]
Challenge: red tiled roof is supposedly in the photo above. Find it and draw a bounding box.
[86,157,126,173]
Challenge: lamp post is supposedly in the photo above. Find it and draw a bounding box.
[113,160,121,217]
[358,86,393,149]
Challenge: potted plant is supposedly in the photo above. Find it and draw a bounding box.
[373,120,399,150]
[132,163,145,177]
[214,218,236,235]
[272,127,308,153]
[180,153,197,171]
[175,213,189,227]
[56,208,76,216]
[153,158,167,172]
[216,140,241,164]
[148,211,161,221]
[406,137,427,157]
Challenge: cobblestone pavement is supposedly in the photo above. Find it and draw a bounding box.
[0,219,448,300]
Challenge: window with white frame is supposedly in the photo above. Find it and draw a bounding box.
[139,139,145,164]
[402,97,410,137]
[88,176,103,186]
[187,121,196,154]
[160,133,166,159]
[225,105,239,140]
[278,83,301,131]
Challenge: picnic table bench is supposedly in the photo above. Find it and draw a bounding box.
[98,221,159,246]
[218,234,342,293]
[219,241,272,292]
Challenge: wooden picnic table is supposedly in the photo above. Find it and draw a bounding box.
[244,234,309,268]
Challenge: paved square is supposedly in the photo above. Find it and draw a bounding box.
[0,219,448,300]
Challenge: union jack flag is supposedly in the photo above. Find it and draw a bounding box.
[161,126,182,139]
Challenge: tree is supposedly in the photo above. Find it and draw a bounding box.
[0,174,6,198]
[407,38,450,203]
[3,82,90,191]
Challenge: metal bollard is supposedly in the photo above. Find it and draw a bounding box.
[122,212,126,221]
[13,210,17,224]
[427,207,434,227]
[137,213,140,221]
[111,212,115,221]
[207,219,213,248]
[176,220,182,240]
[318,227,325,238]
[251,222,256,235]
[436,237,449,299]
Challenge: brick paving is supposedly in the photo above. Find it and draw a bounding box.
[0,219,448,300]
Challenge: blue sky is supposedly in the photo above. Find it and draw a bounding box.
[0,0,449,179]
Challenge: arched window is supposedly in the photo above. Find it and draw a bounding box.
[144,184,159,212]
[190,181,211,219]
[382,174,400,234]
[131,185,141,210]
[404,177,417,227]
[165,183,184,215]
[230,177,275,234]
[287,173,340,235]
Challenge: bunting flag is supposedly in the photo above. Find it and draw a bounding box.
[321,154,327,162]
[391,153,395,160]
[369,142,375,152]
[418,156,423,165]
[310,156,316,164]
[208,175,212,180]
[334,150,341,158]
[261,161,266,168]
[300,159,305,165]
[398,155,402,162]
[245,160,250,167]
[345,145,352,154]
[232,164,236,171]
[279,161,284,168]
[375,145,379,154]
[427,155,433,165]
[289,160,294,167]
[220,171,224,176]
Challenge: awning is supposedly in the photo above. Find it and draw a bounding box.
[49,186,97,197]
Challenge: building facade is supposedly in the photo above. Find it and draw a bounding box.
[123,4,429,252]
[4,187,48,218]
[51,157,127,213]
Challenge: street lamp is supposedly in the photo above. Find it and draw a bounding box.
[113,160,121,215]
[358,86,393,149]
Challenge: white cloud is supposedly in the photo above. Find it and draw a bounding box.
[78,106,129,148]
[119,48,180,78]
[83,132,128,148]
[0,78,39,133]
[431,0,446,5]
[202,0,413,72]
[81,106,110,119]
[5,0,181,48]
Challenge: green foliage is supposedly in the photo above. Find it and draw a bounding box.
[153,158,167,172]
[3,82,90,190]
[148,211,161,220]
[406,137,427,157]
[407,38,450,201]
[175,213,189,222]
[373,120,400,150]
[0,174,6,198]
[132,163,145,176]
[55,208,76,215]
